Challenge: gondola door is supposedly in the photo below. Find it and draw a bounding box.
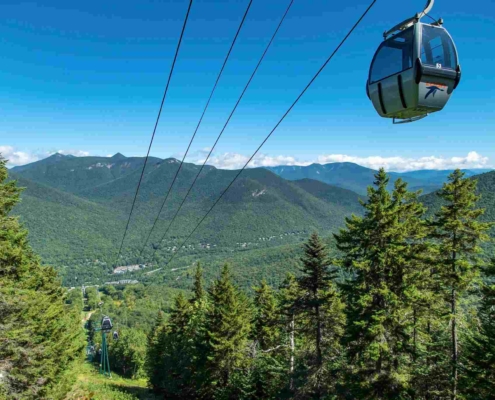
[368,26,419,120]
[416,23,460,113]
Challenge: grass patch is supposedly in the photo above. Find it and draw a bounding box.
[65,363,159,400]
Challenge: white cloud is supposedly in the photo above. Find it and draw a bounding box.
[1,145,491,173]
[0,146,39,167]
[0,146,91,167]
[316,151,490,172]
[55,149,90,157]
[196,151,491,172]
[198,153,311,170]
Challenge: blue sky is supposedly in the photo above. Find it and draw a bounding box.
[1,0,494,171]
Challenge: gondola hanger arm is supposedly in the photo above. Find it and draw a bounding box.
[383,0,435,39]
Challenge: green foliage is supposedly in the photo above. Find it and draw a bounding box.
[254,280,280,350]
[203,264,253,397]
[252,281,285,399]
[109,328,147,379]
[334,170,431,399]
[463,261,495,398]
[9,154,365,285]
[0,155,85,399]
[85,286,100,310]
[144,311,166,392]
[428,169,492,399]
[4,153,495,400]
[140,171,495,398]
[65,362,159,400]
[66,288,84,311]
[293,232,346,398]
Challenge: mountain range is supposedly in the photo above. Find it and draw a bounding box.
[8,153,494,285]
[9,153,362,269]
[266,163,491,195]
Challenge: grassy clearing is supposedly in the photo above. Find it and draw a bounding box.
[65,363,159,400]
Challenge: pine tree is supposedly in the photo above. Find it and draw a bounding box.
[203,264,253,397]
[295,232,345,399]
[159,293,197,398]
[278,273,301,394]
[187,262,209,396]
[334,169,430,399]
[463,260,495,399]
[254,280,280,351]
[192,262,205,303]
[0,155,85,399]
[145,310,166,391]
[429,169,492,400]
[252,280,285,399]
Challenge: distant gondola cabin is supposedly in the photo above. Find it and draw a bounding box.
[101,316,113,332]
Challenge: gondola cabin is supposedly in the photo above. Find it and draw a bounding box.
[367,1,461,123]
[101,316,113,332]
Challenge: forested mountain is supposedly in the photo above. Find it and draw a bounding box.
[9,154,363,276]
[9,154,495,287]
[266,162,490,195]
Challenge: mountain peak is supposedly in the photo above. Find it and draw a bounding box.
[48,152,66,159]
[111,153,126,160]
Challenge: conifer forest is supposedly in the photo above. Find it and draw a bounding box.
[2,155,495,399]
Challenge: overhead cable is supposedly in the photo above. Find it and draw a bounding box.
[155,0,377,266]
[113,0,193,266]
[147,0,296,261]
[139,0,254,256]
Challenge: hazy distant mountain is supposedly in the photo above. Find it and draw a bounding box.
[266,163,491,195]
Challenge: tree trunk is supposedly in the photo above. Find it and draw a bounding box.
[315,302,323,399]
[451,286,457,400]
[451,239,458,400]
[413,307,417,361]
[289,314,295,390]
[316,303,322,368]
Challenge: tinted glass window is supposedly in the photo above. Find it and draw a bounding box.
[421,25,457,69]
[370,28,413,83]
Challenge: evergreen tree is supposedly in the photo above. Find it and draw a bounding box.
[429,169,492,400]
[192,262,205,303]
[159,293,197,398]
[296,232,345,399]
[252,280,285,399]
[334,169,430,399]
[463,260,495,399]
[278,273,301,394]
[203,264,252,398]
[0,155,85,399]
[187,262,209,396]
[145,310,166,392]
[253,280,280,350]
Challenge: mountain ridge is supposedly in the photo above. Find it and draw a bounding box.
[266,162,491,195]
[8,154,363,280]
